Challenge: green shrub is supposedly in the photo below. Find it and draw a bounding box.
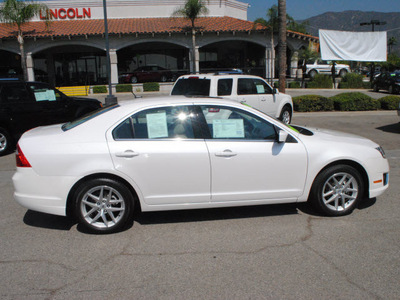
[292,95,334,112]
[338,73,364,89]
[143,82,160,92]
[273,81,279,88]
[306,74,332,88]
[379,95,400,110]
[93,85,107,93]
[116,84,132,93]
[288,81,301,88]
[330,92,380,111]
[363,81,372,89]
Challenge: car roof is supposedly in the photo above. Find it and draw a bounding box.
[176,73,266,80]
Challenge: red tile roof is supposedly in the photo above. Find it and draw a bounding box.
[0,16,317,41]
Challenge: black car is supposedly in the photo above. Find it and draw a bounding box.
[0,79,102,156]
[372,71,400,94]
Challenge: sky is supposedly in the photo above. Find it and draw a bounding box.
[246,0,400,21]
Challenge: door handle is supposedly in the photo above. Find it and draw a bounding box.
[215,150,237,157]
[115,150,139,158]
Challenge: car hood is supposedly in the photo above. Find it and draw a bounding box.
[297,126,378,147]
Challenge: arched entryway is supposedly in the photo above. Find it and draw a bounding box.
[200,40,266,77]
[0,49,22,78]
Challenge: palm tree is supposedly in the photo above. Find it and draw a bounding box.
[0,0,49,81]
[173,0,209,74]
[278,0,287,93]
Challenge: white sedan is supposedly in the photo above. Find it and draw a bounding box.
[13,97,389,233]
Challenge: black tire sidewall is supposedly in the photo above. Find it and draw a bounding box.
[0,127,12,156]
[311,165,364,216]
[74,178,133,233]
[279,106,292,124]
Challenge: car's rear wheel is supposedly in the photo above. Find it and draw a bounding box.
[74,178,133,233]
[0,127,12,156]
[373,84,379,92]
[160,75,167,82]
[339,69,347,78]
[388,85,395,94]
[309,69,317,78]
[131,76,138,84]
[310,165,363,216]
[279,106,292,124]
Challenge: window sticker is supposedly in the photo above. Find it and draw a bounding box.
[147,112,168,138]
[213,119,244,138]
[34,89,56,102]
[256,84,265,94]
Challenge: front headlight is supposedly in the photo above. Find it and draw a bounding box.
[376,146,386,158]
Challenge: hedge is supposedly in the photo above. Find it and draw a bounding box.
[306,74,332,88]
[293,95,334,112]
[338,73,364,89]
[288,81,301,88]
[116,84,132,93]
[379,95,400,110]
[143,82,160,92]
[93,85,107,93]
[330,92,380,111]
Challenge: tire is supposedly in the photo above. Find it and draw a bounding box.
[131,76,138,84]
[373,84,379,92]
[0,127,12,157]
[279,106,292,124]
[160,75,167,82]
[310,165,364,216]
[74,178,133,233]
[339,69,347,78]
[388,85,395,94]
[309,69,317,78]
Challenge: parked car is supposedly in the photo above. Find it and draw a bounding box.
[0,79,102,156]
[119,65,173,83]
[372,71,400,94]
[171,74,293,124]
[305,59,351,78]
[13,96,389,233]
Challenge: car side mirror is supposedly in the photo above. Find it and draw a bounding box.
[277,130,288,143]
[272,88,278,94]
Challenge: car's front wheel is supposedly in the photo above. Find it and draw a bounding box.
[339,69,347,78]
[0,127,12,156]
[309,69,317,78]
[310,165,364,216]
[74,178,133,233]
[279,106,292,124]
[160,75,167,82]
[373,84,379,92]
[131,76,138,84]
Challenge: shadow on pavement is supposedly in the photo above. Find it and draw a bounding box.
[376,122,400,134]
[23,210,76,231]
[134,203,299,225]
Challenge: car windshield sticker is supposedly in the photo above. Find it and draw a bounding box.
[147,112,168,138]
[256,84,265,94]
[213,119,244,138]
[34,89,56,102]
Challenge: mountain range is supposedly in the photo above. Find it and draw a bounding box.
[299,11,400,55]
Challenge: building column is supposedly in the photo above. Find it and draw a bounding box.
[26,52,35,81]
[265,47,275,84]
[290,51,299,78]
[109,49,118,91]
[195,46,200,74]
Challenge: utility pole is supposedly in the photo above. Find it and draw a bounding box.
[360,20,386,82]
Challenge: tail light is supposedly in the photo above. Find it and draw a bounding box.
[16,144,31,168]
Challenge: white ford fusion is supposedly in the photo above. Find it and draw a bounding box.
[13,97,389,233]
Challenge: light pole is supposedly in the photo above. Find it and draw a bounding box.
[360,20,387,82]
[103,0,117,106]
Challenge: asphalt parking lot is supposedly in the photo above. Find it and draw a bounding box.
[1,105,399,299]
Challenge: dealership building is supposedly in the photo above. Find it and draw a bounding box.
[0,0,318,87]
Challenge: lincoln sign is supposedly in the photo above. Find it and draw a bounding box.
[40,8,91,20]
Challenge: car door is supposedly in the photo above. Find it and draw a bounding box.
[199,105,308,202]
[107,105,211,206]
[236,78,278,116]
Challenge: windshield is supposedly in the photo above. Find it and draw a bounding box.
[62,105,119,131]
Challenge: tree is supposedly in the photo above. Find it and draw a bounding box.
[278,0,287,93]
[0,0,49,81]
[388,36,397,54]
[173,0,209,74]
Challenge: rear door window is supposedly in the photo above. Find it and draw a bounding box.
[0,83,30,104]
[171,78,211,96]
[217,79,233,96]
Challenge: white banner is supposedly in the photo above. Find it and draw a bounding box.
[319,29,387,62]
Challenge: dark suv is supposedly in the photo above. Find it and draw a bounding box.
[372,71,400,94]
[0,79,102,156]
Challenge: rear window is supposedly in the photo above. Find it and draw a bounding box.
[62,105,118,131]
[171,78,211,96]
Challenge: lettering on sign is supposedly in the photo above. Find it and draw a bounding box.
[40,8,91,20]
